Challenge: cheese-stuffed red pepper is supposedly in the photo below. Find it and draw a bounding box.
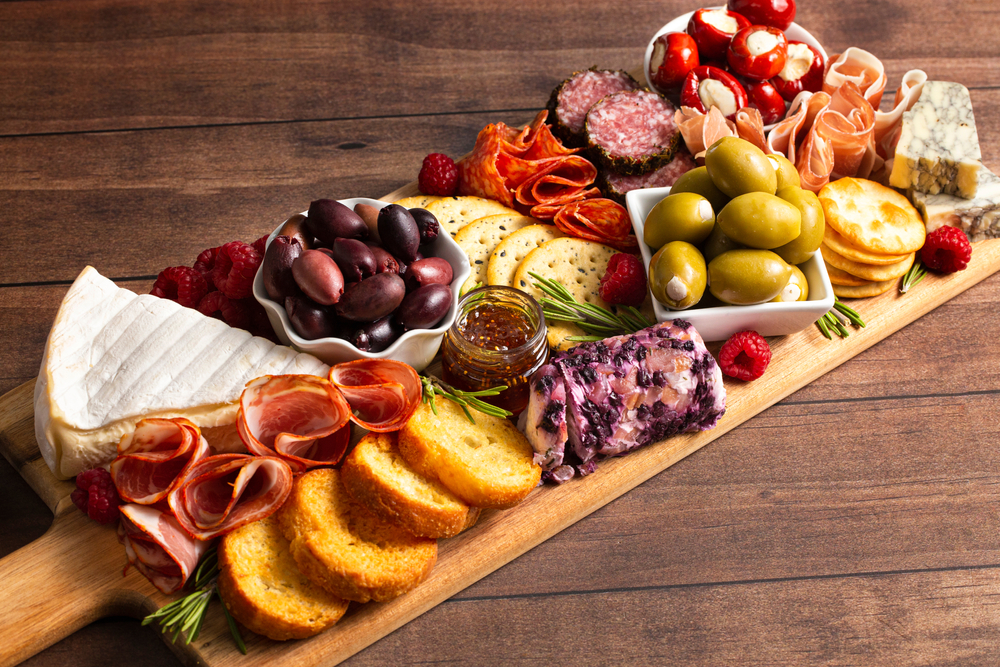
[770,41,824,101]
[648,31,700,90]
[727,25,788,81]
[680,65,749,121]
[686,8,751,61]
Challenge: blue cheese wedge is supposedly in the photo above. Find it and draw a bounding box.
[910,167,1000,241]
[34,266,329,479]
[889,81,982,199]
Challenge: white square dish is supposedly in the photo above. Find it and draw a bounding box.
[625,186,835,342]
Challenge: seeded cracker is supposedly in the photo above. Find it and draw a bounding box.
[392,195,445,210]
[487,224,565,288]
[454,214,539,294]
[425,196,520,238]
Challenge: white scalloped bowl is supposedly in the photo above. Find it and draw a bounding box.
[644,8,828,130]
[253,198,471,371]
[626,186,834,342]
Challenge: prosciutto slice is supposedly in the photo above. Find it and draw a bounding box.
[118,503,211,594]
[674,106,767,160]
[329,359,422,432]
[237,374,353,470]
[167,454,293,540]
[110,418,210,505]
[823,48,887,109]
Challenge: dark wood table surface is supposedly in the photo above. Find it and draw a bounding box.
[2,0,999,664]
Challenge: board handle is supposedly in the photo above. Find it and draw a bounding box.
[0,504,149,667]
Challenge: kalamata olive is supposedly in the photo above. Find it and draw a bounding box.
[409,208,440,245]
[772,186,825,265]
[716,192,801,249]
[349,315,402,352]
[394,283,453,330]
[704,136,777,197]
[335,273,406,322]
[643,192,716,248]
[275,214,312,250]
[306,199,369,244]
[285,296,339,340]
[670,165,730,213]
[648,241,707,310]
[330,238,377,282]
[354,202,381,242]
[708,249,792,305]
[365,242,400,274]
[291,249,345,306]
[404,257,454,292]
[262,235,303,304]
[377,204,421,261]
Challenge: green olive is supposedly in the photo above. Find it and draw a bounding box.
[771,186,825,265]
[643,193,716,248]
[648,241,707,310]
[701,223,745,263]
[704,136,778,198]
[770,264,809,302]
[708,249,792,305]
[669,166,730,213]
[717,192,802,249]
[767,154,801,190]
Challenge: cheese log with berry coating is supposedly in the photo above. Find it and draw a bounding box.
[547,68,642,148]
[585,90,681,176]
[522,320,726,481]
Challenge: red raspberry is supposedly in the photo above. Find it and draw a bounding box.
[599,253,648,307]
[718,330,772,381]
[193,246,220,289]
[251,234,269,258]
[197,291,251,330]
[418,153,459,196]
[921,226,972,273]
[71,468,121,525]
[212,241,261,299]
[150,266,209,308]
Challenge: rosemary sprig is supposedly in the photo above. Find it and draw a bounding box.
[421,374,513,424]
[814,298,866,339]
[899,260,927,294]
[142,547,247,655]
[528,271,653,340]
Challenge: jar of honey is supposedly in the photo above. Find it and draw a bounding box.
[441,286,548,415]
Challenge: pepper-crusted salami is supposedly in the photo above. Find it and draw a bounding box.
[599,150,696,204]
[585,90,681,176]
[546,69,641,147]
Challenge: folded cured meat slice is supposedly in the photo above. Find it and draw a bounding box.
[512,156,600,217]
[237,374,352,470]
[110,418,210,505]
[552,199,638,253]
[823,48,887,109]
[167,454,293,540]
[118,503,211,594]
[767,91,835,191]
[329,359,422,432]
[522,320,726,481]
[674,106,766,159]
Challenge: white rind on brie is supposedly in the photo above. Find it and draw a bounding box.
[35,266,330,479]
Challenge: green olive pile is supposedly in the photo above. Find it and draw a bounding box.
[644,136,824,309]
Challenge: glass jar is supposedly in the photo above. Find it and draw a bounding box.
[441,286,548,415]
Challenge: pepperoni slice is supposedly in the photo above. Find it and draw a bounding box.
[329,359,422,432]
[167,454,293,541]
[553,199,639,253]
[118,503,211,594]
[237,374,353,471]
[110,418,210,505]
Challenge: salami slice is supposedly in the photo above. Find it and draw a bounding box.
[599,150,696,203]
[329,359,422,432]
[118,503,211,593]
[110,418,210,505]
[585,90,680,176]
[513,156,600,212]
[167,454,293,541]
[546,69,642,147]
[552,199,639,253]
[237,374,353,471]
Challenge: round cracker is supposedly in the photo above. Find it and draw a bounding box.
[823,225,909,265]
[425,196,519,239]
[821,245,915,282]
[818,177,925,255]
[454,214,539,294]
[487,224,564,288]
[824,261,870,287]
[392,195,444,209]
[833,279,896,299]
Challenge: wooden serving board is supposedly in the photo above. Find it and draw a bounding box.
[1,196,997,667]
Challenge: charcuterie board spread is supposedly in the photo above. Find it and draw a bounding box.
[2,1,999,665]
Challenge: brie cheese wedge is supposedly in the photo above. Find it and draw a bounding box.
[35,266,330,479]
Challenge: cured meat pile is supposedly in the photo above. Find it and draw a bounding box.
[111,359,424,593]
[521,320,726,483]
